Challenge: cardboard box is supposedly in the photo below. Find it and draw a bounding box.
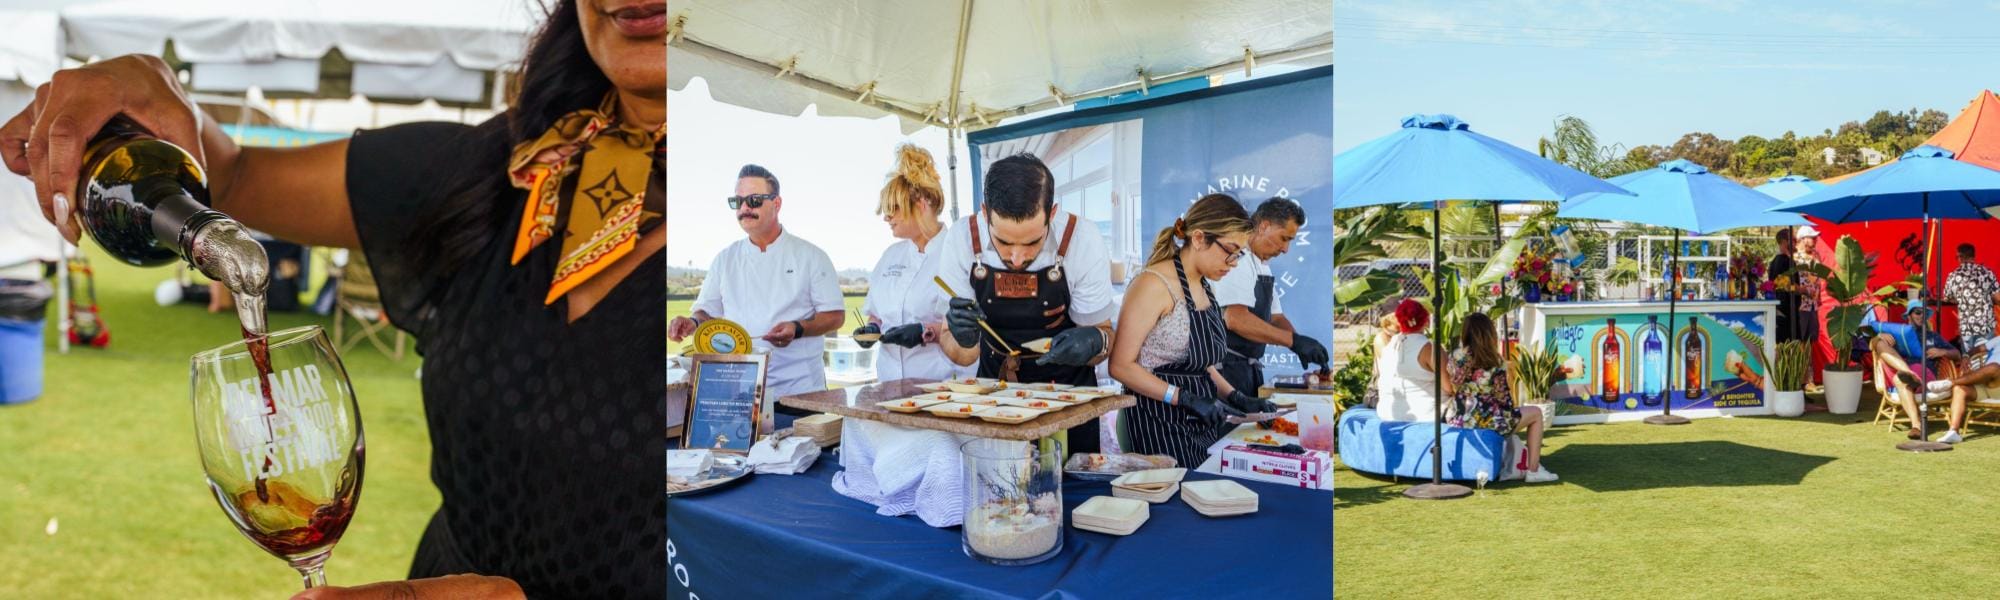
[1218,445,1331,490]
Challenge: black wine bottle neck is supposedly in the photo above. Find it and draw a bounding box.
[147,191,224,263]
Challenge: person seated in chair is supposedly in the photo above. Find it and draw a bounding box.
[1924,330,2000,444]
[1862,301,1962,440]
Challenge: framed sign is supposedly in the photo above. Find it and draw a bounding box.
[683,353,771,453]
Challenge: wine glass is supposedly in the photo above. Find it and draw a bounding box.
[189,325,365,589]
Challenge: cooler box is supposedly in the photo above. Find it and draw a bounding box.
[1337,407,1503,481]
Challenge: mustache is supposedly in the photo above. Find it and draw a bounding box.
[738,212,759,220]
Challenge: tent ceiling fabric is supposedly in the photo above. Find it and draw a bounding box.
[668,0,1331,132]
[61,0,539,70]
[0,10,63,85]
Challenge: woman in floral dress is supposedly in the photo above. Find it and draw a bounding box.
[1444,313,1557,483]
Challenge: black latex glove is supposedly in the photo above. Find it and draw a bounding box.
[946,298,986,348]
[1224,390,1280,414]
[850,323,881,348]
[1035,327,1105,366]
[1288,333,1330,372]
[880,324,925,348]
[1181,393,1247,421]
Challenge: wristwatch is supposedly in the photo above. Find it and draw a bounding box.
[791,321,804,339]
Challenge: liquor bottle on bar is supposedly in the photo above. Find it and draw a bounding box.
[1683,316,1705,401]
[1600,318,1622,404]
[1641,316,1666,404]
[1717,263,1729,300]
[74,118,270,333]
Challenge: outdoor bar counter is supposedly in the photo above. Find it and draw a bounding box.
[1518,299,1779,425]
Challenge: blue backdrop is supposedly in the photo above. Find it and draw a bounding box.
[968,66,1332,376]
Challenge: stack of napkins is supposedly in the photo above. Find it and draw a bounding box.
[1072,496,1150,536]
[1181,479,1259,517]
[794,413,843,447]
[668,449,714,479]
[1110,468,1187,504]
[747,436,822,475]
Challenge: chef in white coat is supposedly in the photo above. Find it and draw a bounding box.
[852,144,972,381]
[670,164,846,406]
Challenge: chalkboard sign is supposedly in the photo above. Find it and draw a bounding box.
[683,353,771,453]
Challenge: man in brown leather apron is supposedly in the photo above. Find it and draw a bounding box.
[938,155,1117,454]
[1215,198,1328,393]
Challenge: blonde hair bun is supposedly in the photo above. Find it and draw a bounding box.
[895,144,941,194]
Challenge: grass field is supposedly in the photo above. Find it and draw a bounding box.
[1334,399,2000,598]
[0,247,435,597]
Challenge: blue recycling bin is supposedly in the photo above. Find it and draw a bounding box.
[0,277,52,405]
[0,317,44,404]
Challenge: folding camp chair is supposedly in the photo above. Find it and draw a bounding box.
[333,254,406,360]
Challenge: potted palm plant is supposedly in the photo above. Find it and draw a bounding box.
[1803,236,1904,414]
[1770,340,1810,417]
[1509,341,1565,419]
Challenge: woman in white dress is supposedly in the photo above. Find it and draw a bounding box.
[1375,299,1441,422]
[851,144,971,381]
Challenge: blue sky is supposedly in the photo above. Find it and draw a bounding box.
[1336,0,2000,153]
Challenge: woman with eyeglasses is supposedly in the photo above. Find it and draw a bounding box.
[849,144,969,381]
[1110,193,1278,467]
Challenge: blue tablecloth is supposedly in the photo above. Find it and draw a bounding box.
[667,428,1331,598]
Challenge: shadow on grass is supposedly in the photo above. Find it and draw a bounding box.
[1546,440,1836,492]
[1333,475,1405,510]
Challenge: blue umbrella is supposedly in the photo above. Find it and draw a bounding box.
[1771,146,2000,223]
[1335,114,1628,499]
[1561,159,1810,234]
[1771,145,2000,451]
[1754,175,1826,202]
[1558,159,1807,424]
[1335,114,1631,208]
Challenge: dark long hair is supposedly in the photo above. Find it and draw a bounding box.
[1460,312,1502,372]
[408,0,613,292]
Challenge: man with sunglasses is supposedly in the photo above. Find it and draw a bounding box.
[671,164,846,408]
[1212,197,1329,394]
[936,154,1116,453]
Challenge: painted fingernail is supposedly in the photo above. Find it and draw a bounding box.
[51,192,68,222]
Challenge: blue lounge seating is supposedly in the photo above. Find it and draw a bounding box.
[1337,407,1505,481]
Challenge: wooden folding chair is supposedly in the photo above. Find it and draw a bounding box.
[333,255,407,361]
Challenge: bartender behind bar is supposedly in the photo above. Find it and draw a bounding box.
[937,154,1117,453]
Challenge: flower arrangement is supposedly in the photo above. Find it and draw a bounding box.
[1729,249,1768,299]
[1511,244,1574,300]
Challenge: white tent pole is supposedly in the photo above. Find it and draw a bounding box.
[54,241,68,354]
[944,0,974,220]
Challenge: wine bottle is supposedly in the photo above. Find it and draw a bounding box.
[1600,318,1622,404]
[1683,316,1705,400]
[75,119,269,332]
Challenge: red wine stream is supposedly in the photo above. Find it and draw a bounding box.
[243,325,277,502]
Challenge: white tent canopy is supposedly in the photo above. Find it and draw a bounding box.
[61,0,546,103]
[668,0,1332,133]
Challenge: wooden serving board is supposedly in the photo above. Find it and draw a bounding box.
[778,379,1135,441]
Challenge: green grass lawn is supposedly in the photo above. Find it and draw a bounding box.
[0,247,435,598]
[1334,398,2000,598]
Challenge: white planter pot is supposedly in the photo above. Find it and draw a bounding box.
[1770,390,1806,417]
[1822,369,1863,414]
